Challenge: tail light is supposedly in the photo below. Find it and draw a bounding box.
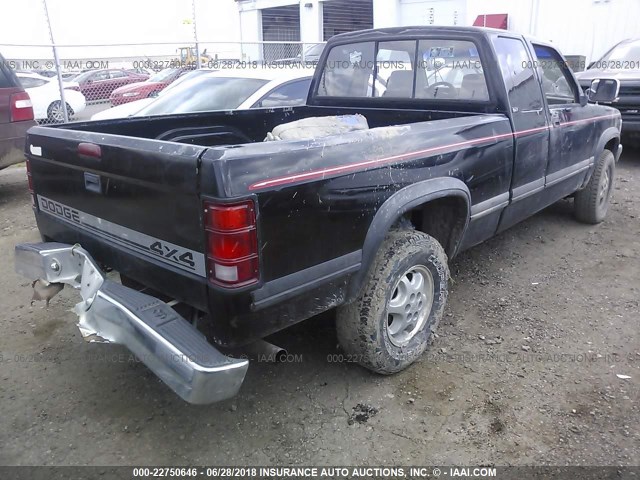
[25,157,35,208]
[204,200,259,288]
[10,92,34,122]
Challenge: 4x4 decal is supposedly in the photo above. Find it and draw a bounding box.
[37,195,206,277]
[149,241,196,268]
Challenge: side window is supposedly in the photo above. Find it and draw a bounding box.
[532,44,578,105]
[256,79,312,108]
[109,70,125,79]
[92,71,110,81]
[0,67,12,88]
[18,77,47,88]
[492,36,543,114]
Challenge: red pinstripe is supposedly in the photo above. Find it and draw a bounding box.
[248,113,619,191]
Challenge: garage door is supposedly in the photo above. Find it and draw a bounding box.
[262,5,301,61]
[323,0,373,40]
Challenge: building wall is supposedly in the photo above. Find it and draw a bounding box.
[236,0,640,61]
[398,0,466,27]
[400,0,640,61]
[526,0,640,60]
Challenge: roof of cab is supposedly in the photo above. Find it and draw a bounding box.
[323,25,562,52]
[327,25,526,43]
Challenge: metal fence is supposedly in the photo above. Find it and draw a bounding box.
[1,0,329,124]
[2,40,324,125]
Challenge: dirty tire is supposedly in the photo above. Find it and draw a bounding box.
[574,149,615,224]
[336,229,449,374]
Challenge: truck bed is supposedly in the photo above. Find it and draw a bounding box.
[56,105,483,145]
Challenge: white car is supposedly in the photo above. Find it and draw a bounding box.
[16,72,86,123]
[91,68,314,120]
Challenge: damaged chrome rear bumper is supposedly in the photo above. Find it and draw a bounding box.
[14,242,248,404]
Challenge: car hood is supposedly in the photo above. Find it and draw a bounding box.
[112,81,162,96]
[575,69,640,84]
[91,98,156,120]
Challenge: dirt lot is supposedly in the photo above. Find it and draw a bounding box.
[0,151,638,467]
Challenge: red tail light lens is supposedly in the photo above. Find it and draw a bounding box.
[204,200,259,288]
[208,229,257,260]
[205,202,256,231]
[10,92,34,122]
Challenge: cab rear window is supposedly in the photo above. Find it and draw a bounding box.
[316,38,489,101]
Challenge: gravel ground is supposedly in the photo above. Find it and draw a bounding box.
[0,151,638,467]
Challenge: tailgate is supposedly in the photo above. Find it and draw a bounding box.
[26,126,208,281]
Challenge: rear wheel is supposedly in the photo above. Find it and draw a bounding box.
[47,101,73,123]
[336,229,449,374]
[574,149,615,224]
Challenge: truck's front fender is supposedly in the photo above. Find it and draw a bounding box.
[580,127,621,190]
[594,127,621,161]
[346,177,471,301]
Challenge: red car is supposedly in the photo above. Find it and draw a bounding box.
[70,69,149,102]
[110,68,185,106]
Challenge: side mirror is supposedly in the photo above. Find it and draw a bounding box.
[579,94,588,107]
[587,78,620,103]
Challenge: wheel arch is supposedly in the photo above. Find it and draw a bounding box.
[346,177,470,301]
[595,127,620,156]
[581,127,620,189]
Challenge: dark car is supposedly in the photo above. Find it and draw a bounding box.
[69,69,149,102]
[109,68,185,106]
[17,27,621,404]
[0,53,36,170]
[576,38,640,144]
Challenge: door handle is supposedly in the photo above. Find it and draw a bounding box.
[84,172,102,194]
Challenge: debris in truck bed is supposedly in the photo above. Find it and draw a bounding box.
[265,114,369,141]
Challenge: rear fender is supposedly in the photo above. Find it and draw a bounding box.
[346,177,470,301]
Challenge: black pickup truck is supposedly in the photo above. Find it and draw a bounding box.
[16,27,623,404]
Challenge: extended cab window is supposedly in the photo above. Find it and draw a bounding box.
[317,38,489,101]
[492,36,543,112]
[532,44,578,105]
